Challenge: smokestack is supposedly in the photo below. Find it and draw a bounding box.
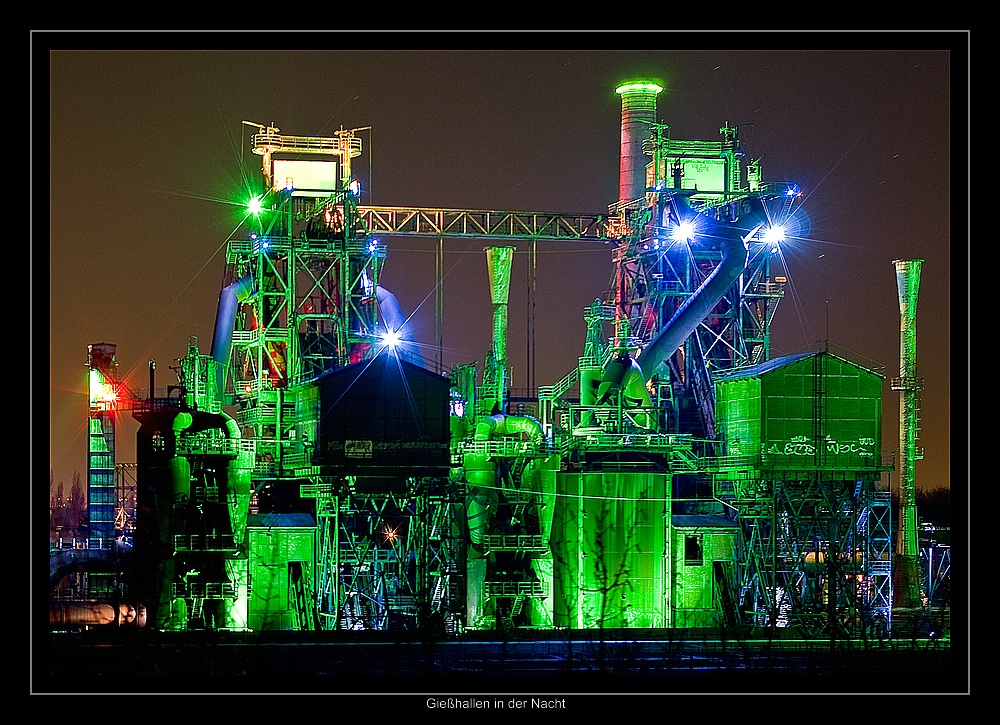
[485,246,515,413]
[891,258,924,609]
[616,81,662,205]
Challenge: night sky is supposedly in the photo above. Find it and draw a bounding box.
[39,33,966,499]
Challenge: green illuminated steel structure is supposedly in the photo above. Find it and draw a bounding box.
[82,346,143,608]
[218,126,442,632]
[891,258,924,610]
[609,82,798,443]
[130,337,253,631]
[85,344,126,606]
[545,79,894,637]
[213,85,878,636]
[126,122,617,635]
[63,80,922,643]
[713,349,893,636]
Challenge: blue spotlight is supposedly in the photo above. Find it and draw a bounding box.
[380,328,401,354]
[670,221,695,243]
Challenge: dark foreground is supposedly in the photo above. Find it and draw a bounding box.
[35,628,963,695]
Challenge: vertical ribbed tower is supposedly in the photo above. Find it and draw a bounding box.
[616,81,663,204]
[891,258,924,609]
[87,342,119,549]
[485,245,515,413]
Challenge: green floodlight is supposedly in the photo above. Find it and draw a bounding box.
[247,195,264,216]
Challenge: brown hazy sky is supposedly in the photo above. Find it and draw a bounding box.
[39,32,967,497]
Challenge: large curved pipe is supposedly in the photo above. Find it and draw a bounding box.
[464,448,494,627]
[465,411,545,628]
[474,413,546,446]
[638,218,763,382]
[596,352,655,429]
[211,275,255,395]
[169,408,249,540]
[220,409,251,544]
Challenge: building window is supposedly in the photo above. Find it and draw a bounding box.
[684,535,703,566]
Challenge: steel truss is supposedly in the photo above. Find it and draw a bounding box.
[607,194,785,442]
[224,132,608,635]
[224,191,384,453]
[302,477,462,632]
[357,206,609,242]
[726,473,892,638]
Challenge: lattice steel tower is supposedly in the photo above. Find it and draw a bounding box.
[216,124,460,632]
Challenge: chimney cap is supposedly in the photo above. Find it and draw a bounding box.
[616,80,664,95]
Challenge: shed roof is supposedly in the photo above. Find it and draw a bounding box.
[715,348,884,383]
[247,512,316,528]
[714,351,814,382]
[671,514,739,528]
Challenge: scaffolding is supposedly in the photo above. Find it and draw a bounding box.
[301,477,462,632]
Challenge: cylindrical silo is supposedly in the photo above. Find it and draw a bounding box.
[616,81,663,204]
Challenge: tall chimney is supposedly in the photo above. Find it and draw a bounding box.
[616,81,662,205]
[891,258,924,609]
[484,246,515,413]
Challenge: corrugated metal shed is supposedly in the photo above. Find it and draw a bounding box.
[315,353,451,483]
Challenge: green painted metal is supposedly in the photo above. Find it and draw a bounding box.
[248,520,316,631]
[892,259,924,609]
[553,471,669,629]
[714,350,890,635]
[717,352,882,469]
[107,92,918,642]
[671,526,738,628]
[482,246,515,415]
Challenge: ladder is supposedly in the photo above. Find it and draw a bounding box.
[431,576,446,611]
[511,593,527,617]
[189,597,204,624]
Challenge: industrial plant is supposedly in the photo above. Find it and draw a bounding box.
[46,80,952,687]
